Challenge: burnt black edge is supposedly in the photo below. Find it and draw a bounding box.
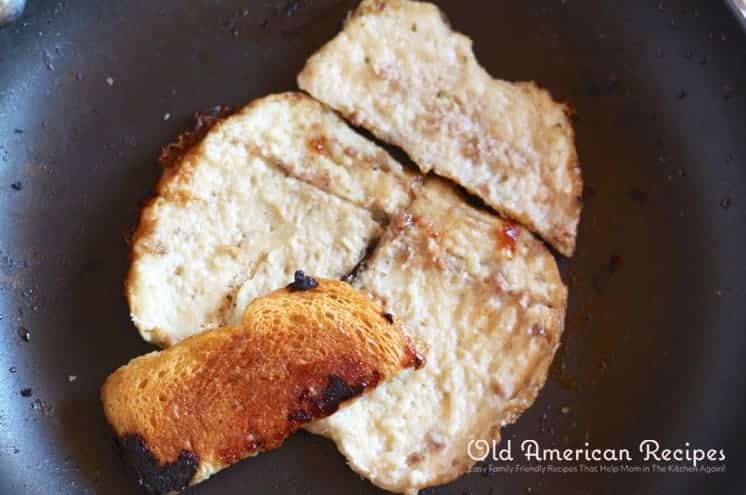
[119,434,198,495]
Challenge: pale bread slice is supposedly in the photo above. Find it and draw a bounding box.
[306,179,567,493]
[103,278,423,493]
[298,0,582,256]
[127,92,419,346]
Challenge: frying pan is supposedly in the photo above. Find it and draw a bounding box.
[1,1,744,494]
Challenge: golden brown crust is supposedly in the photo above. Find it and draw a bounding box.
[102,278,421,489]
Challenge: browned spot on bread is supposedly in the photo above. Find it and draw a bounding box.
[161,189,198,206]
[497,221,519,253]
[411,348,426,369]
[103,279,421,484]
[358,0,388,14]
[308,136,330,155]
[340,145,395,175]
[389,212,453,271]
[391,212,414,232]
[410,215,452,270]
[204,291,237,329]
[462,136,481,161]
[490,381,505,397]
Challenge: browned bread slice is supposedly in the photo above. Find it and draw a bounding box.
[102,277,422,494]
[298,0,583,256]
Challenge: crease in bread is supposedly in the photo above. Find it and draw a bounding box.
[306,178,567,494]
[102,278,423,494]
[126,92,421,347]
[298,0,583,256]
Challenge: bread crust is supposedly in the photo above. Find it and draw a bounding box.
[298,0,583,255]
[102,278,421,493]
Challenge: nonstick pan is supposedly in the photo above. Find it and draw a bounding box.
[1,1,745,494]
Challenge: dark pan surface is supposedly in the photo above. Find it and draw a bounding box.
[1,1,745,494]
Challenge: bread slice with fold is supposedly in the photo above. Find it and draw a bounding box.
[298,0,582,256]
[127,92,420,346]
[102,277,423,494]
[306,179,567,493]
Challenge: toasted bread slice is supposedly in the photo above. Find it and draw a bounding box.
[306,179,567,493]
[102,278,422,494]
[298,0,582,256]
[127,92,420,346]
